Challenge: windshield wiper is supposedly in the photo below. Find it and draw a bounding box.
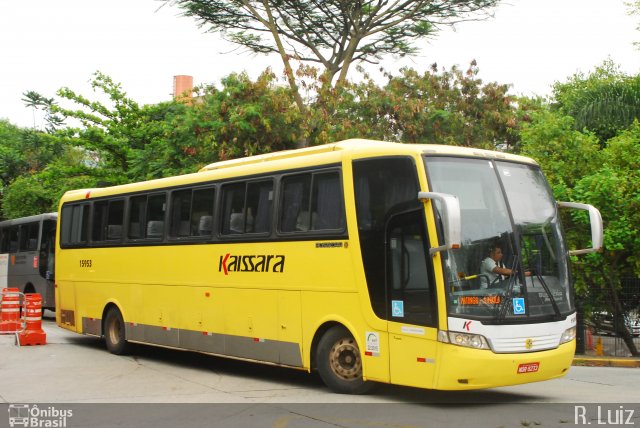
[520,236,563,320]
[496,257,521,321]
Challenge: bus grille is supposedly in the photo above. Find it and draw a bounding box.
[490,334,560,353]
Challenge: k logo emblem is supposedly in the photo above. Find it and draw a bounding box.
[525,338,534,350]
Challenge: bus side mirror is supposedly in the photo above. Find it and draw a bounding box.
[558,201,603,255]
[418,192,462,255]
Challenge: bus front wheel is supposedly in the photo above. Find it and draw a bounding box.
[104,307,130,355]
[316,326,373,394]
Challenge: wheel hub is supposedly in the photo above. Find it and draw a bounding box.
[329,338,362,381]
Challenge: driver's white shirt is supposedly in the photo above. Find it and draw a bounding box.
[480,257,500,287]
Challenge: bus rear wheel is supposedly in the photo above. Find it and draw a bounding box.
[316,326,373,394]
[104,307,130,355]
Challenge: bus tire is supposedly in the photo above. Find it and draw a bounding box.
[316,326,373,394]
[104,307,130,355]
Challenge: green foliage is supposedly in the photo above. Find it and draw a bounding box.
[169,0,501,129]
[308,62,519,149]
[517,107,602,200]
[190,70,302,160]
[573,122,640,277]
[553,60,640,144]
[0,120,68,219]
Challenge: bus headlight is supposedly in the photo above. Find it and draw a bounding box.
[438,330,490,350]
[560,327,576,344]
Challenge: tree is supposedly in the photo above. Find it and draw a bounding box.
[189,70,303,160]
[517,94,640,356]
[306,62,519,149]
[28,71,204,182]
[552,60,640,144]
[517,107,602,201]
[627,0,640,49]
[570,122,640,355]
[167,0,501,129]
[0,120,68,219]
[21,71,303,184]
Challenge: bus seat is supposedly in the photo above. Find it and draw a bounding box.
[296,211,310,231]
[229,213,244,233]
[107,225,122,239]
[198,216,212,235]
[129,222,141,238]
[147,221,164,238]
[28,239,38,250]
[178,221,190,236]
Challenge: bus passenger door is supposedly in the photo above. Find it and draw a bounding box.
[386,209,439,389]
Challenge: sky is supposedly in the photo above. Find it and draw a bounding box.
[1,0,639,129]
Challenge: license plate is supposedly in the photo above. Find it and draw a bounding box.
[517,362,540,374]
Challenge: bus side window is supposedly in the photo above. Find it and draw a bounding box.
[221,181,272,235]
[279,171,344,233]
[126,194,165,240]
[246,181,273,233]
[128,196,146,239]
[311,172,344,230]
[145,194,166,239]
[169,187,215,238]
[191,188,215,236]
[170,189,192,238]
[19,223,39,252]
[8,227,19,253]
[93,199,124,242]
[221,183,245,234]
[0,228,7,253]
[60,204,89,247]
[280,174,311,233]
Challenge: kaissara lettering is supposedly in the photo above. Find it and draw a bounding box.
[218,253,285,275]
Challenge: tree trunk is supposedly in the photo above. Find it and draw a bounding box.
[260,1,309,148]
[335,38,359,87]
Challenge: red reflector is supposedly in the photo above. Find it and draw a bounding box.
[517,362,540,374]
[365,351,373,356]
[417,357,426,363]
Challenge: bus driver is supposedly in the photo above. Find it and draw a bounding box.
[480,244,530,288]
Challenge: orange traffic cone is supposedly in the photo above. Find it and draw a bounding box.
[586,328,594,351]
[18,293,46,346]
[0,288,21,334]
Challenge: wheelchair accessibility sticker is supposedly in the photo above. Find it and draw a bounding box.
[513,298,526,315]
[392,300,404,318]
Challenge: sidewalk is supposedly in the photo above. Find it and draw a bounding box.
[573,355,640,368]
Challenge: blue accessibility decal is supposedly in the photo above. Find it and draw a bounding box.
[392,300,404,318]
[513,297,526,315]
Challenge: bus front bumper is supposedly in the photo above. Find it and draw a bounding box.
[433,340,575,390]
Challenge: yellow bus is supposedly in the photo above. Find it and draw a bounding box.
[55,139,602,394]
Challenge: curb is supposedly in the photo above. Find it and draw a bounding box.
[572,357,640,368]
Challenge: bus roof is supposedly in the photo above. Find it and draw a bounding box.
[199,139,536,172]
[60,139,537,202]
[0,212,57,227]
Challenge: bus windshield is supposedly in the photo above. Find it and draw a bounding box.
[424,156,572,322]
